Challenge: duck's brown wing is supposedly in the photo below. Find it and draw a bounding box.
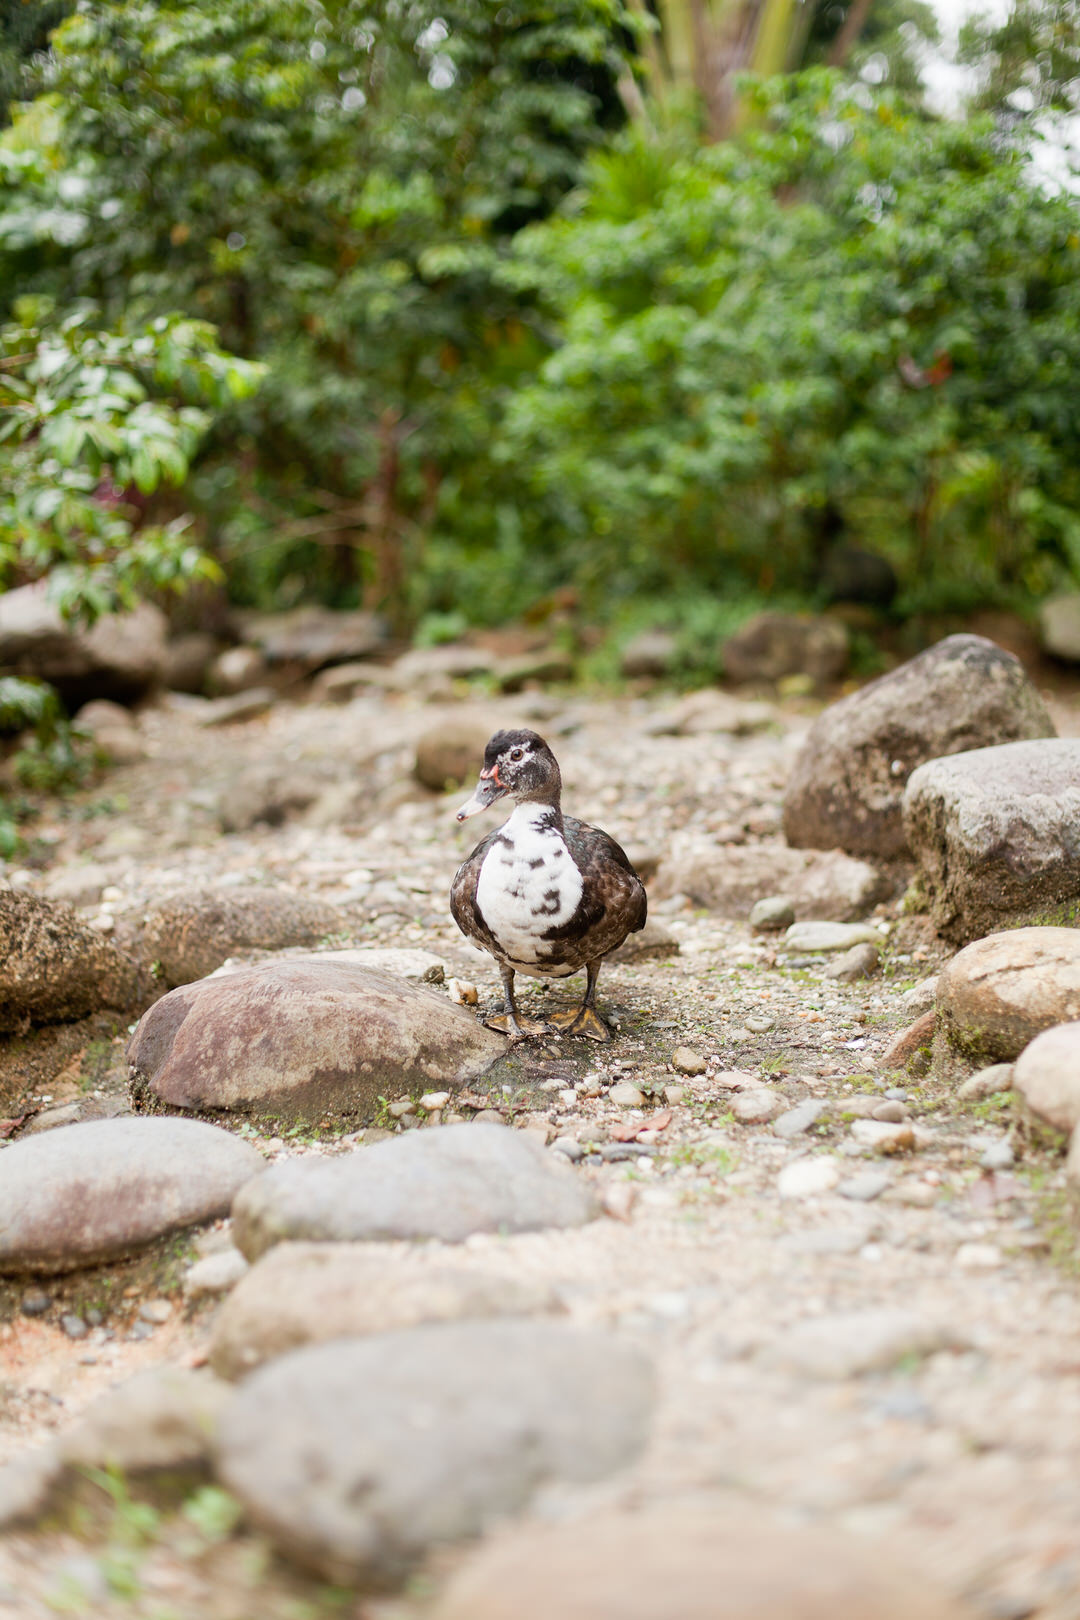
[450,829,503,956]
[543,817,647,962]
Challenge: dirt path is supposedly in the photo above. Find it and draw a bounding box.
[1,681,1079,1619]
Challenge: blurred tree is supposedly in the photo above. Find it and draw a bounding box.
[960,0,1080,115]
[0,0,71,122]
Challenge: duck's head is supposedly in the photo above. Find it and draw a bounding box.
[455,729,561,821]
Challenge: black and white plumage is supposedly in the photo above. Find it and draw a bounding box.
[450,729,646,1042]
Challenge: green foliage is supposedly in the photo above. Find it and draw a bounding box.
[495,74,1080,613]
[0,0,73,123]
[961,0,1080,116]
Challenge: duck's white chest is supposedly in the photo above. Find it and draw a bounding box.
[476,806,583,972]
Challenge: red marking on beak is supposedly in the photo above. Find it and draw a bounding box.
[480,763,505,789]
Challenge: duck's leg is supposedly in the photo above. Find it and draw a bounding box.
[547,960,611,1042]
[483,964,552,1042]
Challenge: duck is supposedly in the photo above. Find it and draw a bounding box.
[450,728,647,1042]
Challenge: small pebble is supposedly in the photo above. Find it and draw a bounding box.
[551,1137,584,1162]
[473,1108,504,1125]
[773,1100,825,1139]
[958,1064,1014,1101]
[980,1140,1015,1171]
[20,1290,52,1318]
[744,1012,775,1034]
[419,1091,451,1112]
[184,1248,250,1299]
[609,1081,646,1108]
[838,1171,890,1202]
[127,1320,155,1341]
[663,1083,686,1106]
[558,1089,578,1108]
[957,1242,1003,1269]
[671,1048,706,1076]
[749,896,795,933]
[871,1101,907,1123]
[851,1120,915,1154]
[777,1157,840,1199]
[139,1299,172,1324]
[731,1090,784,1125]
[60,1315,88,1340]
[884,1087,908,1102]
[824,943,880,983]
[85,1309,103,1327]
[388,1099,417,1118]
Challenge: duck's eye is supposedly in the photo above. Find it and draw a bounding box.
[509,748,524,762]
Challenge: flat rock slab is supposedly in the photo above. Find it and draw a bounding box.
[936,927,1080,1070]
[783,921,880,953]
[431,1504,968,1620]
[232,1123,596,1258]
[140,887,347,987]
[128,958,502,1125]
[0,1118,263,1275]
[783,633,1053,859]
[215,1321,653,1585]
[1012,1023,1080,1136]
[904,738,1080,942]
[759,1308,961,1379]
[210,1240,559,1378]
[0,891,146,1034]
[651,843,887,921]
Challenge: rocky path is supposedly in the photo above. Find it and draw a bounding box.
[1,675,1080,1618]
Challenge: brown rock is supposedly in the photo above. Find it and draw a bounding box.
[824,942,880,981]
[722,612,849,685]
[783,634,1053,859]
[239,606,388,669]
[128,957,502,1124]
[652,842,888,921]
[140,887,345,987]
[415,721,490,791]
[881,1010,936,1068]
[210,1241,558,1379]
[1012,1022,1080,1135]
[609,918,679,963]
[431,1504,967,1620]
[0,890,146,1034]
[0,584,167,705]
[61,1367,229,1474]
[936,928,1080,1068]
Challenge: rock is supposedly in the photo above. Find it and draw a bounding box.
[837,1170,890,1200]
[1066,1126,1080,1191]
[714,1069,762,1090]
[980,1140,1014,1170]
[140,887,346,986]
[25,1103,82,1134]
[210,1241,558,1379]
[823,543,898,607]
[318,947,445,982]
[958,1063,1014,1101]
[777,1157,840,1199]
[61,1313,87,1339]
[217,767,323,833]
[671,1047,706,1076]
[41,862,110,908]
[609,1081,645,1107]
[773,1100,825,1139]
[0,1447,65,1531]
[903,739,1080,942]
[652,843,887,921]
[194,688,275,726]
[420,1090,451,1111]
[209,645,267,694]
[956,1242,1002,1269]
[0,584,167,705]
[429,1504,966,1620]
[731,1090,784,1125]
[551,1136,584,1162]
[783,921,880,954]
[74,699,145,764]
[824,942,879,981]
[1012,1023,1080,1135]
[648,690,775,737]
[850,1120,915,1154]
[782,634,1053,859]
[900,976,939,1018]
[0,1117,263,1274]
[239,606,388,670]
[129,959,502,1124]
[749,896,795,933]
[760,1308,960,1379]
[608,918,679,963]
[414,722,489,791]
[214,1322,654,1584]
[183,1248,250,1300]
[447,977,478,1004]
[722,612,848,686]
[620,630,677,679]
[60,1367,229,1475]
[161,631,218,694]
[936,928,1080,1068]
[20,1289,51,1317]
[881,1011,936,1068]
[1039,592,1080,662]
[231,1123,597,1259]
[496,650,574,692]
[310,661,395,701]
[0,890,145,1033]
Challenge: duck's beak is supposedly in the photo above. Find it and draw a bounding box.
[455,765,508,822]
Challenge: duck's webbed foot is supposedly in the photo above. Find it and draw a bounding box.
[547,1004,611,1042]
[484,967,551,1043]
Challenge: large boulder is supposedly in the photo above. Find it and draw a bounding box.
[903,738,1080,942]
[722,612,848,685]
[139,887,346,986]
[237,606,388,669]
[0,890,147,1034]
[214,1322,654,1585]
[0,584,167,706]
[210,1240,558,1379]
[128,958,503,1124]
[651,841,888,921]
[414,720,490,791]
[430,1505,967,1620]
[782,635,1053,859]
[231,1121,596,1258]
[935,928,1080,1071]
[0,1117,263,1274]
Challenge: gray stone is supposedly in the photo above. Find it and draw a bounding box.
[609,918,679,963]
[161,631,218,694]
[824,942,880,981]
[783,634,1053,859]
[760,1309,961,1379]
[904,739,1080,942]
[314,946,445,982]
[394,644,497,689]
[231,1123,597,1259]
[980,1140,1015,1170]
[194,688,275,727]
[139,887,347,986]
[783,921,880,954]
[772,1100,826,1139]
[749,896,795,933]
[0,890,146,1033]
[1013,1022,1080,1135]
[900,976,939,1018]
[183,1248,250,1300]
[429,1504,968,1620]
[551,1136,584,1162]
[731,1090,784,1125]
[41,862,111,908]
[210,1241,559,1379]
[671,1047,706,1076]
[609,1080,645,1107]
[214,1322,654,1584]
[60,1314,87,1339]
[73,699,145,765]
[495,650,574,692]
[936,928,1080,1069]
[647,690,775,737]
[60,1367,229,1474]
[0,584,167,706]
[218,767,322,833]
[652,844,887,921]
[1039,592,1080,662]
[239,606,388,669]
[722,612,849,685]
[20,1289,51,1317]
[209,644,267,694]
[837,1171,890,1201]
[414,721,490,790]
[0,1447,65,1531]
[0,1117,263,1275]
[620,630,677,679]
[129,958,501,1124]
[850,1120,914,1154]
[958,1063,1014,1101]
